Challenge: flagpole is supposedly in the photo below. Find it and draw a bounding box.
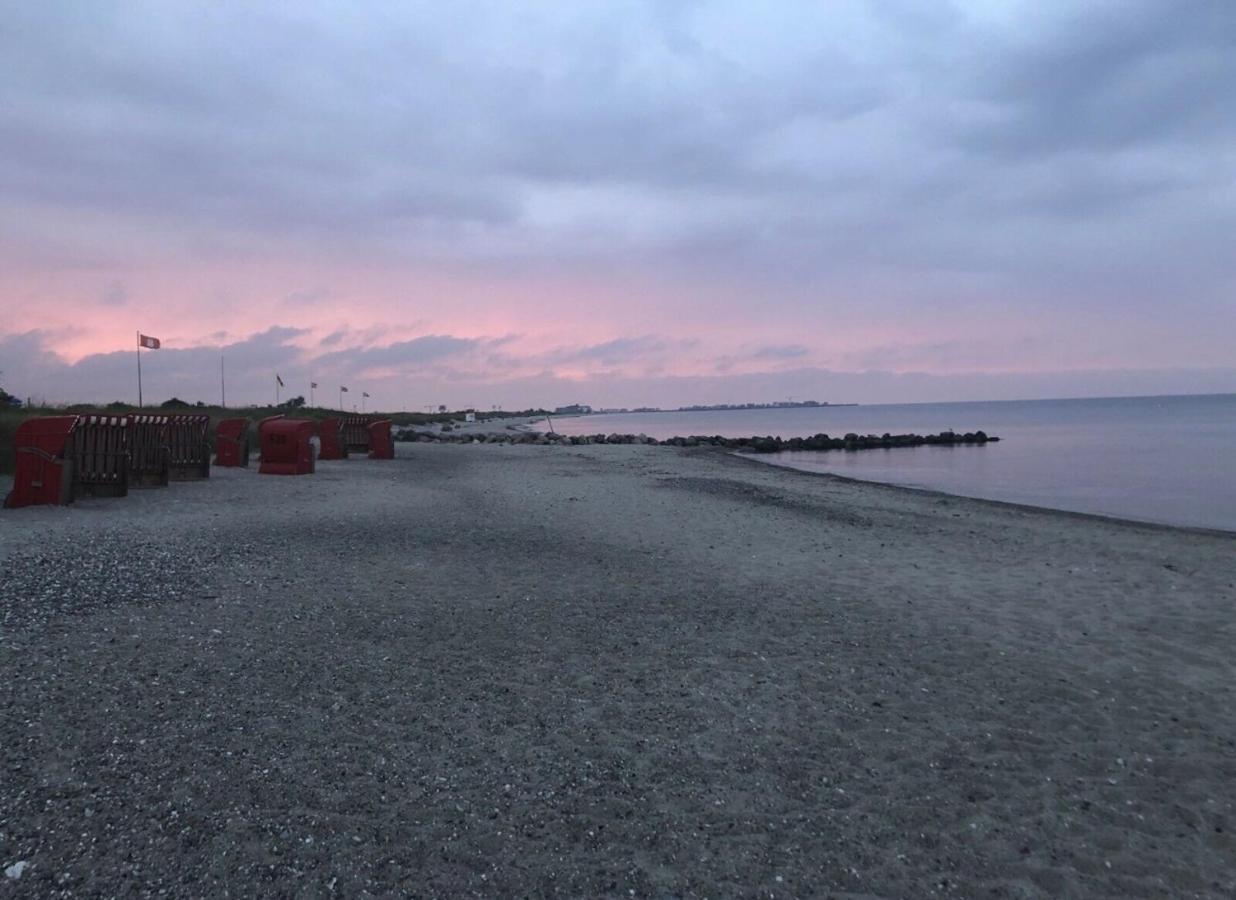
[310,381,315,408]
[275,376,280,407]
[136,331,143,408]
[220,355,226,408]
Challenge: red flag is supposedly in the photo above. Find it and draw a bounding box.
[138,334,161,350]
[276,374,285,387]
[340,385,349,392]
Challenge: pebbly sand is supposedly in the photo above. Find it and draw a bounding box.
[1,442,1234,897]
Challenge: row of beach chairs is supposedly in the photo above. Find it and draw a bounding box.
[4,414,394,508]
[254,415,393,475]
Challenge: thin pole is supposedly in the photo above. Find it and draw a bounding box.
[310,382,315,407]
[136,331,143,408]
[275,376,280,407]
[339,388,343,410]
[220,355,226,408]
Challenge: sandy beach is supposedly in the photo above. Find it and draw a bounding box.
[1,443,1234,897]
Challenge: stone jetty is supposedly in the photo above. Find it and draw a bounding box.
[396,429,998,453]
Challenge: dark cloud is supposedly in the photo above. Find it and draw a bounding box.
[750,344,809,361]
[314,335,481,374]
[956,2,1236,158]
[2,2,1234,404]
[565,337,667,364]
[2,327,308,405]
[6,323,1232,409]
[713,344,810,374]
[6,1,1231,280]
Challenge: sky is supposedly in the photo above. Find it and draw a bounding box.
[2,1,1234,410]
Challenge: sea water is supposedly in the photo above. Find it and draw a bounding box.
[539,394,1236,532]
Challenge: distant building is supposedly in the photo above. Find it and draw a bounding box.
[677,400,835,412]
[553,404,592,415]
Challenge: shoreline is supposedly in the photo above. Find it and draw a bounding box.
[400,417,1236,534]
[3,437,1233,539]
[731,450,1236,539]
[517,393,1236,535]
[4,438,1234,539]
[3,443,1234,895]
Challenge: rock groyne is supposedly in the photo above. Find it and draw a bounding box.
[396,429,998,453]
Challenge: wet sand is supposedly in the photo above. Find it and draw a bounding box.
[1,443,1234,897]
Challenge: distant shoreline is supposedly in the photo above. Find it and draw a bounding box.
[576,403,859,416]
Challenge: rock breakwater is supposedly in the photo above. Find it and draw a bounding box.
[396,429,998,453]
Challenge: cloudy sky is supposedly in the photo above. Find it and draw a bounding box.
[2,1,1234,409]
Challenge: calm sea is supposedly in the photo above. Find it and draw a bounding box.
[540,394,1236,532]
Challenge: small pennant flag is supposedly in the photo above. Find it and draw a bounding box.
[138,334,161,350]
[340,385,349,392]
[276,374,284,387]
[310,381,318,389]
[362,392,370,398]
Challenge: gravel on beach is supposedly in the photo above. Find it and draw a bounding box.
[1,443,1234,898]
